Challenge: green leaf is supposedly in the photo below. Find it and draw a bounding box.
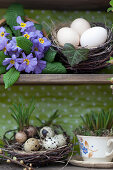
[0,66,6,75]
[34,23,42,31]
[62,43,89,67]
[107,7,113,12]
[110,0,113,7]
[3,67,20,89]
[42,62,67,74]
[16,36,33,54]
[5,3,25,36]
[0,51,10,65]
[44,47,57,63]
[0,139,4,147]
[4,26,13,39]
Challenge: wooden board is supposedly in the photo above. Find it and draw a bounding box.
[0,74,113,85]
[0,0,109,10]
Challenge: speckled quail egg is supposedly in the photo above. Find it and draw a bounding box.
[40,126,55,138]
[42,137,59,150]
[54,134,67,147]
[24,138,40,152]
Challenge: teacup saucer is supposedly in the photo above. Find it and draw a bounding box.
[69,156,113,169]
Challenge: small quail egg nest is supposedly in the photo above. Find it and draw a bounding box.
[24,138,40,152]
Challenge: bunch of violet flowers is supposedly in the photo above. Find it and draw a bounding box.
[1,16,51,73]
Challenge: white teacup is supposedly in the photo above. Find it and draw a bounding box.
[77,135,113,162]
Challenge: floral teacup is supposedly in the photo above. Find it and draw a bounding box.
[77,135,113,163]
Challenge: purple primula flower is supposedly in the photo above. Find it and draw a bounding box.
[33,36,51,52]
[13,16,34,32]
[2,54,21,70]
[34,60,46,74]
[35,30,43,38]
[22,31,37,41]
[26,26,36,33]
[7,37,22,56]
[23,29,43,42]
[0,37,8,54]
[18,52,37,73]
[0,27,9,38]
[32,41,44,60]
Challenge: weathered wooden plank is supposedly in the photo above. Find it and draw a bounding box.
[0,74,112,85]
[0,0,109,10]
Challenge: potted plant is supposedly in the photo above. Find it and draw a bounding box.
[75,110,113,163]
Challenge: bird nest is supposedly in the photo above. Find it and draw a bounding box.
[2,126,72,167]
[51,22,113,73]
[3,144,72,167]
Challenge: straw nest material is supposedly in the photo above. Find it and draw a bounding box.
[3,126,72,167]
[51,22,113,73]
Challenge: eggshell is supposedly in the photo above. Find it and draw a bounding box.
[54,134,67,147]
[80,27,107,48]
[57,27,79,47]
[42,137,58,150]
[40,126,54,138]
[70,18,91,36]
[24,138,40,152]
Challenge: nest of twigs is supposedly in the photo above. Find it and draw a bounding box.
[51,22,113,73]
[3,125,72,167]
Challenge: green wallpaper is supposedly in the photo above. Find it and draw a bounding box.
[0,9,113,140]
[0,85,112,138]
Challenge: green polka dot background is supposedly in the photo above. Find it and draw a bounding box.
[0,85,113,138]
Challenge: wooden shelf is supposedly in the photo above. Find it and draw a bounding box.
[0,74,113,85]
[0,0,108,10]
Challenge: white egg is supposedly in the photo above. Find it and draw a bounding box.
[70,18,91,36]
[57,27,79,47]
[80,27,107,49]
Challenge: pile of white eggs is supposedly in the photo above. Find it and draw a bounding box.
[57,18,108,49]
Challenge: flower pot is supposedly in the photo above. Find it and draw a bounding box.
[77,135,113,163]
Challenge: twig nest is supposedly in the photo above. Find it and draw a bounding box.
[40,126,55,138]
[54,134,67,147]
[42,137,58,150]
[24,138,40,152]
[15,131,27,144]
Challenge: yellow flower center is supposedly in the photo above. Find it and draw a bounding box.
[3,47,6,52]
[10,60,15,64]
[39,38,44,44]
[20,23,26,28]
[24,34,30,39]
[34,47,38,51]
[24,59,30,65]
[0,32,5,37]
